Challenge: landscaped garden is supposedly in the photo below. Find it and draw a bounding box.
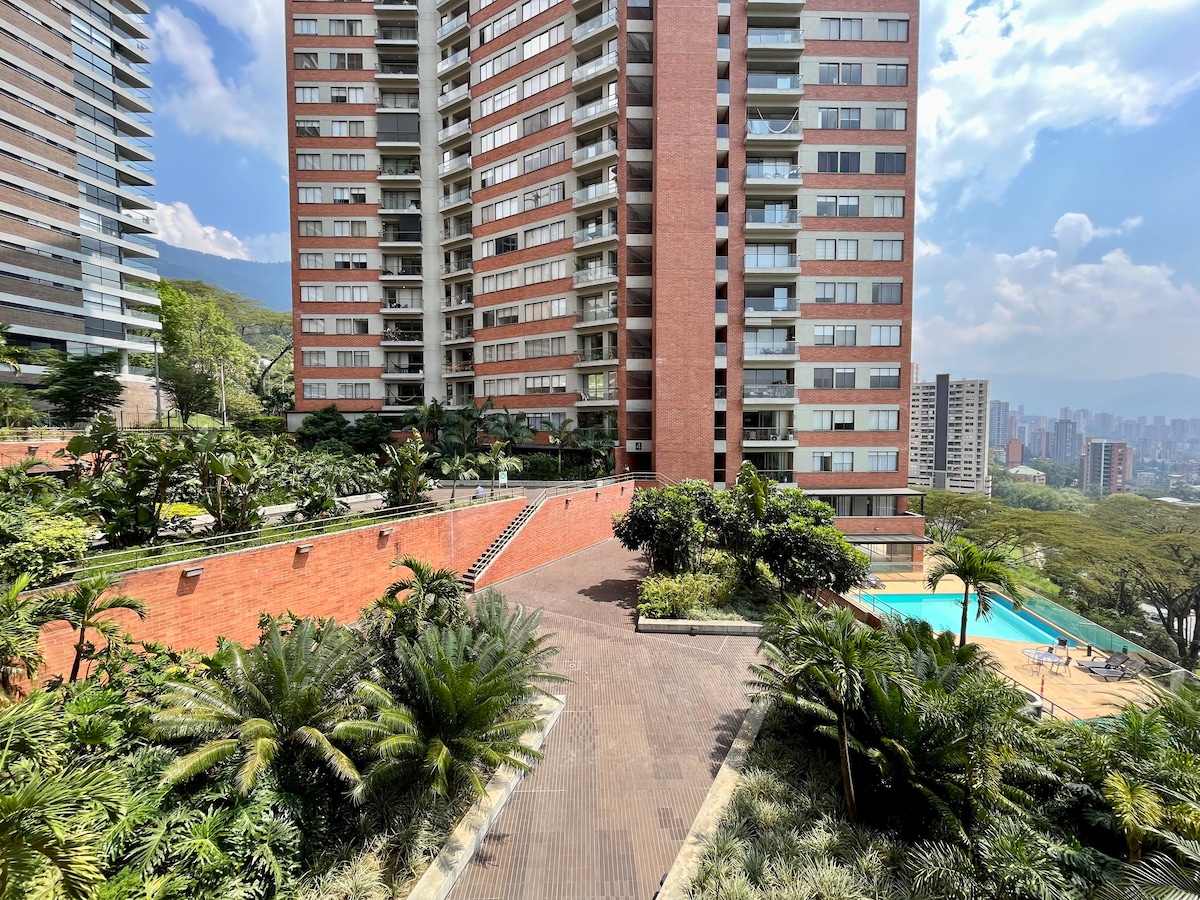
[0,557,562,898]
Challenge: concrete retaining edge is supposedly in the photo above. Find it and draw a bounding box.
[636,618,763,636]
[407,692,566,900]
[654,700,770,900]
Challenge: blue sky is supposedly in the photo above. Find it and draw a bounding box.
[147,0,1200,380]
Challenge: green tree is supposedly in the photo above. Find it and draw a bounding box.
[343,413,394,455]
[612,481,716,575]
[36,352,123,424]
[0,323,21,374]
[379,430,436,507]
[0,385,36,427]
[43,575,147,683]
[926,537,1026,649]
[481,440,522,492]
[158,356,218,423]
[546,418,575,476]
[750,600,911,822]
[294,404,349,451]
[439,454,478,500]
[364,556,466,643]
[0,574,43,698]
[483,410,534,447]
[151,617,366,795]
[184,430,280,534]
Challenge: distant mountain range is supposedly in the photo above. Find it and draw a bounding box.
[966,371,1200,420]
[153,242,291,312]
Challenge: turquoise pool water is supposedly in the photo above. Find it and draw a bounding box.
[864,593,1076,646]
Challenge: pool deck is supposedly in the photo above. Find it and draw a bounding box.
[874,571,1149,720]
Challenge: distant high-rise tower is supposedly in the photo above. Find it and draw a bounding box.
[1081,439,1132,496]
[909,373,991,494]
[0,0,160,420]
[284,0,924,554]
[988,398,1009,452]
[1052,419,1079,466]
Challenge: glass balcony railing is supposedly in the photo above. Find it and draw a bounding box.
[572,95,618,125]
[380,162,420,176]
[442,222,472,240]
[579,388,618,402]
[744,341,797,356]
[436,48,469,74]
[744,384,796,398]
[438,119,471,142]
[573,181,617,204]
[742,428,795,442]
[747,73,803,91]
[436,11,467,40]
[442,257,473,274]
[377,96,419,110]
[380,261,422,276]
[574,139,617,165]
[747,119,803,137]
[746,208,801,225]
[438,84,470,107]
[746,162,802,180]
[376,27,417,40]
[382,298,422,311]
[747,27,804,48]
[573,265,617,286]
[574,222,617,244]
[577,346,618,362]
[439,187,471,208]
[376,61,419,75]
[444,327,474,340]
[382,328,423,341]
[745,297,800,314]
[573,8,617,42]
[576,304,618,323]
[385,393,424,407]
[573,51,617,83]
[438,155,471,176]
[383,362,425,375]
[745,253,800,269]
[380,229,420,242]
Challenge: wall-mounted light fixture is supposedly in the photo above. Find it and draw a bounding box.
[379,527,394,537]
[595,490,602,499]
[564,497,571,507]
[182,566,204,578]
[296,544,314,554]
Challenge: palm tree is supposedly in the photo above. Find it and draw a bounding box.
[0,574,43,698]
[749,598,911,822]
[573,428,616,475]
[377,555,466,634]
[484,410,534,447]
[379,430,436,508]
[925,537,1025,649]
[43,574,147,683]
[546,418,575,476]
[334,624,545,802]
[151,617,366,795]
[1103,772,1164,862]
[482,440,522,492]
[439,454,478,500]
[0,323,21,374]
[0,385,36,428]
[404,399,449,445]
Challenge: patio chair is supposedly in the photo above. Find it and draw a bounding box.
[1076,652,1129,672]
[1092,659,1146,681]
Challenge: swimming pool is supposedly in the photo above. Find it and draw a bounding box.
[863,593,1077,645]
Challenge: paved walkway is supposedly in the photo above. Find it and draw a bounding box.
[450,540,758,900]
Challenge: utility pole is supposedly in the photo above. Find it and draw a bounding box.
[152,337,162,424]
[218,360,227,428]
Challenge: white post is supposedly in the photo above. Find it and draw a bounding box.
[218,361,227,428]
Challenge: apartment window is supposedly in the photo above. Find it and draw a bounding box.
[330,53,363,71]
[877,64,909,86]
[526,412,565,431]
[879,19,909,41]
[816,196,836,217]
[336,350,370,367]
[301,351,326,367]
[868,451,899,472]
[300,318,325,333]
[335,318,369,335]
[813,410,854,430]
[819,17,862,39]
[525,375,567,394]
[295,87,319,103]
[522,103,565,136]
[480,85,519,117]
[525,297,567,320]
[303,382,327,399]
[872,282,903,304]
[481,269,521,293]
[818,63,862,85]
[525,221,565,247]
[876,108,907,130]
[524,182,565,210]
[481,305,520,327]
[331,121,366,138]
[869,409,900,430]
[333,220,367,237]
[813,326,833,346]
[832,368,856,388]
[838,196,859,217]
[480,160,519,188]
[294,18,317,34]
[525,143,565,172]
[874,196,904,217]
[817,108,839,129]
[871,325,901,346]
[813,367,834,388]
[332,187,367,204]
[294,52,318,69]
[328,19,363,36]
[481,234,519,258]
[480,8,518,44]
[298,220,322,238]
[483,377,521,396]
[525,259,568,284]
[523,23,565,59]
[337,383,371,399]
[481,197,520,223]
[296,153,320,170]
[525,337,566,358]
[815,240,858,260]
[479,47,519,81]
[480,122,520,154]
[334,286,370,302]
[812,451,854,473]
[870,367,901,388]
[814,282,857,303]
[522,0,560,19]
[876,152,907,175]
[332,253,368,269]
[523,63,566,98]
[481,342,519,362]
[331,154,367,170]
[295,120,320,137]
[330,86,365,104]
[873,240,904,261]
[817,152,860,173]
[300,286,324,302]
[299,253,323,269]
[834,326,856,347]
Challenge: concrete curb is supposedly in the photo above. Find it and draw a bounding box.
[636,618,763,636]
[654,700,769,900]
[407,693,566,900]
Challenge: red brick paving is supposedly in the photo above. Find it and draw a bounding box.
[451,540,758,900]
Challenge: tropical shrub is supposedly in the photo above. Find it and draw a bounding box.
[0,506,91,586]
[636,573,729,619]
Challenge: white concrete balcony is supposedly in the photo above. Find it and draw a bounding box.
[438,119,471,144]
[573,180,617,208]
[573,51,618,86]
[573,8,618,44]
[438,154,471,177]
[573,264,618,288]
[436,47,469,76]
[574,221,618,246]
[572,94,618,126]
[436,11,468,42]
[573,139,618,168]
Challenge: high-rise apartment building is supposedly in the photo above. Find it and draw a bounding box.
[987,398,1008,450]
[909,373,991,495]
[286,0,922,554]
[1052,419,1079,467]
[0,0,160,419]
[1080,438,1132,496]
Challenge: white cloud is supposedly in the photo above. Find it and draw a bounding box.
[914,214,1200,379]
[152,2,285,164]
[154,201,289,262]
[919,0,1200,215]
